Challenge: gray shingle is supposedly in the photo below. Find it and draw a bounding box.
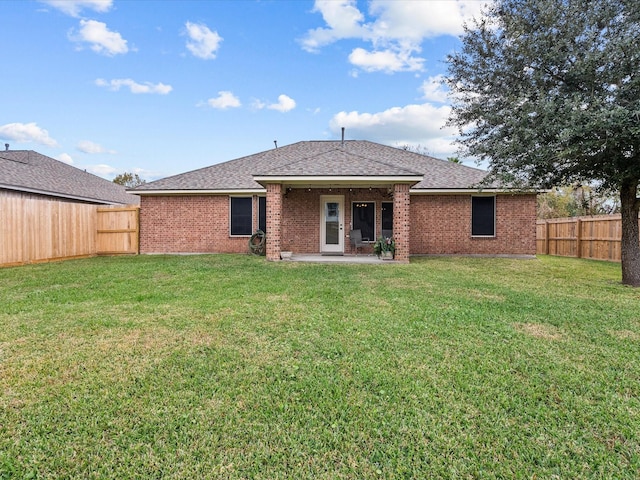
[132,140,490,192]
[256,147,423,176]
[0,150,139,204]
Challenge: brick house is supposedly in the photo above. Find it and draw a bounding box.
[131,140,536,262]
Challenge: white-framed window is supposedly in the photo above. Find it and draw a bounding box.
[352,201,375,241]
[471,196,496,237]
[230,197,253,236]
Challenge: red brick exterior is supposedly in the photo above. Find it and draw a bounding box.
[139,191,537,256]
[139,195,254,254]
[266,184,282,261]
[393,184,411,262]
[410,194,537,255]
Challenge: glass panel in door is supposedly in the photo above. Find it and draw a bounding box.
[320,195,344,253]
[325,202,340,245]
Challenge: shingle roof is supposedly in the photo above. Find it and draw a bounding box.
[256,147,423,177]
[0,150,139,204]
[132,140,490,192]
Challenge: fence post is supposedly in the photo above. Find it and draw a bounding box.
[575,218,582,258]
[544,220,550,255]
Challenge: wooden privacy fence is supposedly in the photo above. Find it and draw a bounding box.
[536,214,640,262]
[1,190,139,267]
[96,205,139,256]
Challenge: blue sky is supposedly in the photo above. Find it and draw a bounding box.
[1,0,486,181]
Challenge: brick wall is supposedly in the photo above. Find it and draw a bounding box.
[139,191,537,256]
[139,195,249,254]
[393,184,410,262]
[281,187,393,255]
[410,194,537,255]
[266,184,282,261]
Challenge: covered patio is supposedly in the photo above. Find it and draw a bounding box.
[257,182,419,263]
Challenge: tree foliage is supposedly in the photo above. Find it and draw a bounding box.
[446,0,640,285]
[537,185,620,219]
[113,172,146,188]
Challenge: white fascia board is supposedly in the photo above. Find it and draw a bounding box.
[410,188,538,195]
[130,189,266,196]
[253,176,423,185]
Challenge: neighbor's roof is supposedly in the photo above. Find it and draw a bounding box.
[0,150,139,205]
[132,140,491,194]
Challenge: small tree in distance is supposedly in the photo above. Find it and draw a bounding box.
[398,144,432,157]
[113,172,146,188]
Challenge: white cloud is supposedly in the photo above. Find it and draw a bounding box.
[329,102,458,158]
[77,140,116,154]
[207,91,241,109]
[367,1,483,41]
[268,94,296,113]
[420,75,449,103]
[348,47,424,73]
[251,99,267,110]
[128,167,164,182]
[0,122,58,147]
[126,167,165,182]
[57,153,74,165]
[84,163,118,178]
[252,94,296,113]
[95,78,172,95]
[302,0,485,73]
[185,22,222,60]
[70,19,128,56]
[300,0,366,52]
[40,0,113,17]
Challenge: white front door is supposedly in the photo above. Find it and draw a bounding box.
[320,195,344,254]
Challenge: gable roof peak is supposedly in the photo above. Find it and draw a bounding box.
[132,139,491,193]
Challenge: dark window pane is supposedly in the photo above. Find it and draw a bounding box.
[231,197,253,236]
[258,197,266,233]
[381,202,393,236]
[352,202,375,241]
[472,196,495,236]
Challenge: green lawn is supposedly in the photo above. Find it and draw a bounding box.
[1,255,638,479]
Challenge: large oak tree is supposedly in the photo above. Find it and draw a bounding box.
[446,0,640,285]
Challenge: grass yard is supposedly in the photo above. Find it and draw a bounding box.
[0,254,638,479]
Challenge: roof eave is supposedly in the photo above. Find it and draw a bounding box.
[410,187,540,194]
[130,188,267,196]
[253,175,423,187]
[1,183,129,205]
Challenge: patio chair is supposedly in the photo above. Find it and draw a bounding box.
[349,229,366,255]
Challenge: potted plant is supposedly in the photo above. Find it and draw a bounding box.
[373,236,395,259]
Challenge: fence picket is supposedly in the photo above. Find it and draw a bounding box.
[1,190,139,266]
[537,214,640,262]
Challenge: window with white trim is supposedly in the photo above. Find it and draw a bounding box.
[471,196,496,236]
[230,197,253,236]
